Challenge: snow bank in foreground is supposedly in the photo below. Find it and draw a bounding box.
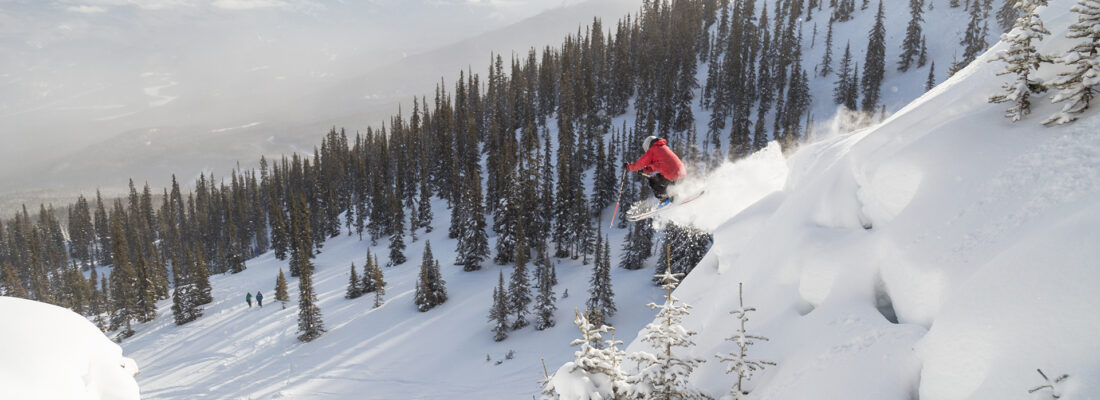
[0,296,140,400]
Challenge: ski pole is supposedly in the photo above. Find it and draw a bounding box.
[608,167,629,229]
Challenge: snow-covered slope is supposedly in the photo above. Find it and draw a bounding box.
[121,198,667,399]
[642,2,1100,399]
[0,296,141,400]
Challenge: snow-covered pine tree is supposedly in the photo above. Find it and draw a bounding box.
[989,0,1051,122]
[345,262,363,299]
[415,240,448,311]
[625,268,706,400]
[509,238,532,330]
[1043,0,1100,125]
[898,0,925,72]
[534,250,558,331]
[717,282,775,399]
[862,0,887,113]
[489,270,510,342]
[587,234,616,327]
[542,309,628,399]
[274,267,289,309]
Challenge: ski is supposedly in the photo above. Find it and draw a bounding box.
[625,190,705,221]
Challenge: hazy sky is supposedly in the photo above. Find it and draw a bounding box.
[0,0,641,215]
[0,0,582,170]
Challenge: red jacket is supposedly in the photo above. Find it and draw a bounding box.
[627,139,685,181]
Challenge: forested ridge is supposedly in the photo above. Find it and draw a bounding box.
[0,0,1002,340]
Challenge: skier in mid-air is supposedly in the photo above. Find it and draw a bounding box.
[625,135,685,207]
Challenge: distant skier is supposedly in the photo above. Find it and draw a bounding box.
[245,292,253,308]
[256,291,263,308]
[624,135,685,207]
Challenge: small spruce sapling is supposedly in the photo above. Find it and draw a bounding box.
[624,250,707,400]
[542,309,628,399]
[716,282,775,399]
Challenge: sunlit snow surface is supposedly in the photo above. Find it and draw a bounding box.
[642,2,1100,399]
[0,296,140,400]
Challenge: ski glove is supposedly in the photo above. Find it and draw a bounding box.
[622,162,629,169]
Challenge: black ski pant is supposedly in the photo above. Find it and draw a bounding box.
[647,173,672,201]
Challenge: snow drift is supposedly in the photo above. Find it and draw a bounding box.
[0,296,141,400]
[627,1,1100,399]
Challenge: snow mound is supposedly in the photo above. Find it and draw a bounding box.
[623,1,1100,399]
[0,296,140,400]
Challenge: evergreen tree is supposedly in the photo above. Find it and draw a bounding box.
[989,0,1051,121]
[834,42,857,108]
[415,240,448,311]
[926,61,938,91]
[371,255,386,308]
[417,171,434,233]
[898,0,925,72]
[388,217,407,267]
[1,262,26,298]
[295,202,325,342]
[542,310,628,399]
[717,282,775,399]
[456,169,489,271]
[361,249,378,293]
[170,252,202,325]
[345,262,363,299]
[624,269,707,400]
[956,0,990,74]
[833,0,855,21]
[489,270,510,342]
[1044,0,1099,125]
[587,234,616,327]
[508,241,532,330]
[269,197,288,260]
[918,36,929,67]
[820,19,835,77]
[192,246,213,306]
[533,251,558,331]
[275,267,290,309]
[862,0,887,113]
[998,0,1022,32]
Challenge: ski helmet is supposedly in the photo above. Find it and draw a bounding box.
[642,135,659,151]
